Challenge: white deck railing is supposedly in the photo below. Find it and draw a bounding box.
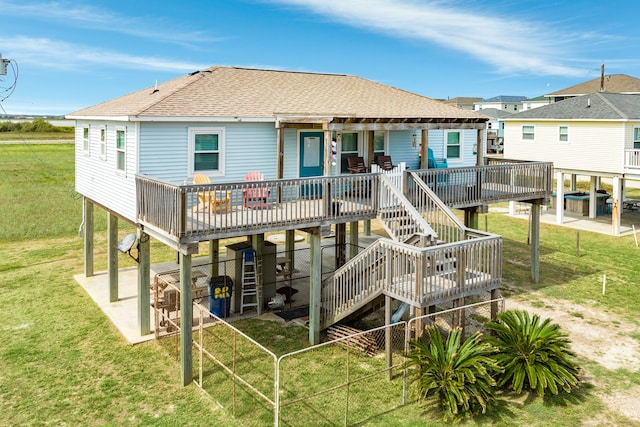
[320,234,502,328]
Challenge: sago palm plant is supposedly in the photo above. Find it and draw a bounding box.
[485,309,581,396]
[406,326,500,421]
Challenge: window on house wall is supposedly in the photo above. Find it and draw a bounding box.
[82,127,90,154]
[446,131,461,159]
[116,129,126,172]
[522,125,535,140]
[100,127,106,160]
[373,131,385,162]
[189,127,224,175]
[339,132,359,173]
[634,127,640,149]
[559,126,569,143]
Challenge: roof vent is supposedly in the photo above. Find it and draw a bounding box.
[587,98,591,108]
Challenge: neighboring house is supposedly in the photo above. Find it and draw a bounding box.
[443,96,482,110]
[476,108,512,153]
[545,74,640,103]
[503,92,640,234]
[473,95,528,113]
[521,95,550,111]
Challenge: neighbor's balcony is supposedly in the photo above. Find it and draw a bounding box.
[625,149,640,170]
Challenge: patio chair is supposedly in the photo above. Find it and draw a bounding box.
[347,156,367,174]
[243,171,270,208]
[375,155,394,171]
[427,148,448,169]
[346,156,369,196]
[192,174,231,213]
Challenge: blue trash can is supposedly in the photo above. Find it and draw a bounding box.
[208,276,233,318]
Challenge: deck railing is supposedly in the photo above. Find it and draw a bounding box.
[136,161,552,243]
[409,160,552,209]
[136,174,378,241]
[625,149,640,169]
[321,234,502,328]
[377,174,438,243]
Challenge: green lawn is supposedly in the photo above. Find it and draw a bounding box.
[1,143,639,425]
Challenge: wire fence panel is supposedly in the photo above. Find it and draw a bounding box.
[277,322,407,426]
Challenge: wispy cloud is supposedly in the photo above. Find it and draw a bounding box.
[3,36,208,72]
[269,0,604,78]
[0,0,222,46]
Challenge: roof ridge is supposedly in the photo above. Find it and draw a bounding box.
[594,92,628,119]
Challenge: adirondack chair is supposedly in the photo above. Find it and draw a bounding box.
[192,173,231,213]
[243,171,270,208]
[375,155,394,171]
[427,148,448,169]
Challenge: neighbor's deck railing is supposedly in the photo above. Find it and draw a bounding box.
[409,160,552,209]
[625,149,640,170]
[321,233,502,328]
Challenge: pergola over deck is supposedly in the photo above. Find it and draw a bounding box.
[274,114,489,181]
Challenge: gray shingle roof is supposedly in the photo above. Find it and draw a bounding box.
[67,66,485,121]
[478,108,513,119]
[505,92,640,120]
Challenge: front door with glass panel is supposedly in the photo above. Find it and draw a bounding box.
[299,132,324,197]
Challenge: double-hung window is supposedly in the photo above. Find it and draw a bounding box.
[190,127,224,176]
[522,125,535,141]
[82,127,90,155]
[340,132,359,173]
[559,126,569,143]
[634,127,640,149]
[373,131,386,162]
[116,128,126,172]
[100,127,107,160]
[446,131,461,159]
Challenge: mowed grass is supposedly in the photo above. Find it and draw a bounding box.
[1,142,640,425]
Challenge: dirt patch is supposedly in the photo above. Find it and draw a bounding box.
[507,296,640,371]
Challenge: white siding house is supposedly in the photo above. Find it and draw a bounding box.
[503,92,640,234]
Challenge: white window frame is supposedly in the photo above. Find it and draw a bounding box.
[522,125,535,141]
[558,125,569,143]
[82,126,90,155]
[115,127,126,173]
[99,126,107,160]
[633,126,640,149]
[445,130,462,161]
[188,127,225,177]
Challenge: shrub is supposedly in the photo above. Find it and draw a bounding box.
[486,309,581,396]
[406,326,501,421]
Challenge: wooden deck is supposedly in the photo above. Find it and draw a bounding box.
[136,160,552,249]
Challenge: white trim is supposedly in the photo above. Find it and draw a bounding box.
[188,126,226,178]
[444,129,462,162]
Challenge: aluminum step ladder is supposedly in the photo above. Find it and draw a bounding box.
[240,250,259,313]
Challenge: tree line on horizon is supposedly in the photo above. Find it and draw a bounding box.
[0,118,73,133]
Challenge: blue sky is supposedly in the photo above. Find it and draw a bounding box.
[1,0,639,116]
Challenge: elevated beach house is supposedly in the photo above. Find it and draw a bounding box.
[503,92,640,235]
[68,66,551,385]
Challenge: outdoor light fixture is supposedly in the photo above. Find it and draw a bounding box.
[412,133,417,148]
[117,233,139,263]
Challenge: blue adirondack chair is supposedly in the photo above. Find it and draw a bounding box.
[427,148,448,169]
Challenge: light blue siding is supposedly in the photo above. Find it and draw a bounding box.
[139,122,278,184]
